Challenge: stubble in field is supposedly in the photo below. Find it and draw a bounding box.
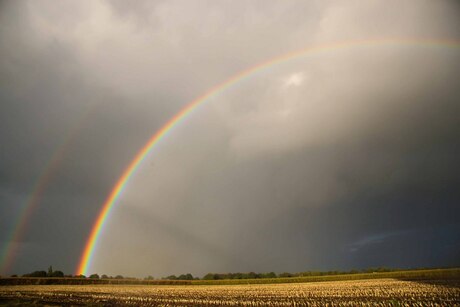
[1,278,459,306]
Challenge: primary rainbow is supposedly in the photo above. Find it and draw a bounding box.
[77,38,460,276]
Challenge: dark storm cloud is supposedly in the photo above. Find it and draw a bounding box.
[1,0,459,277]
[0,0,174,273]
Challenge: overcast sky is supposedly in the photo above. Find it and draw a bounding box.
[1,0,459,278]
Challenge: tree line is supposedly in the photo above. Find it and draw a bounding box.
[21,266,64,278]
[200,267,403,280]
[12,266,419,280]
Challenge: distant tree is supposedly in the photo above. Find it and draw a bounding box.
[101,274,108,279]
[51,270,64,277]
[23,271,47,277]
[262,272,277,279]
[74,274,86,278]
[216,274,224,280]
[177,273,193,280]
[89,274,100,279]
[47,266,53,277]
[203,273,215,280]
[233,273,243,279]
[144,275,154,280]
[115,275,124,279]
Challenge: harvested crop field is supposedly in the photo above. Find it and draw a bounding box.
[0,278,459,306]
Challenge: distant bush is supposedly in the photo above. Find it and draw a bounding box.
[203,272,279,280]
[23,271,47,277]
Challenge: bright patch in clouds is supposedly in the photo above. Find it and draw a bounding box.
[283,72,305,88]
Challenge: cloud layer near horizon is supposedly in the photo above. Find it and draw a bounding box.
[1,0,459,277]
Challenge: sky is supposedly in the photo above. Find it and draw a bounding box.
[1,0,459,278]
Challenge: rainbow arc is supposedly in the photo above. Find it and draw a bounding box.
[52,38,458,276]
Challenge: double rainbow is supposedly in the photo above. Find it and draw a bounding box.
[33,38,459,276]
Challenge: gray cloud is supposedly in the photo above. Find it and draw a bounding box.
[0,0,459,277]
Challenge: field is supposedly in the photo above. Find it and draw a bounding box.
[1,278,459,306]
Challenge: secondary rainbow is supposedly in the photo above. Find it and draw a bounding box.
[77,38,460,276]
[0,148,66,275]
[0,106,96,275]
